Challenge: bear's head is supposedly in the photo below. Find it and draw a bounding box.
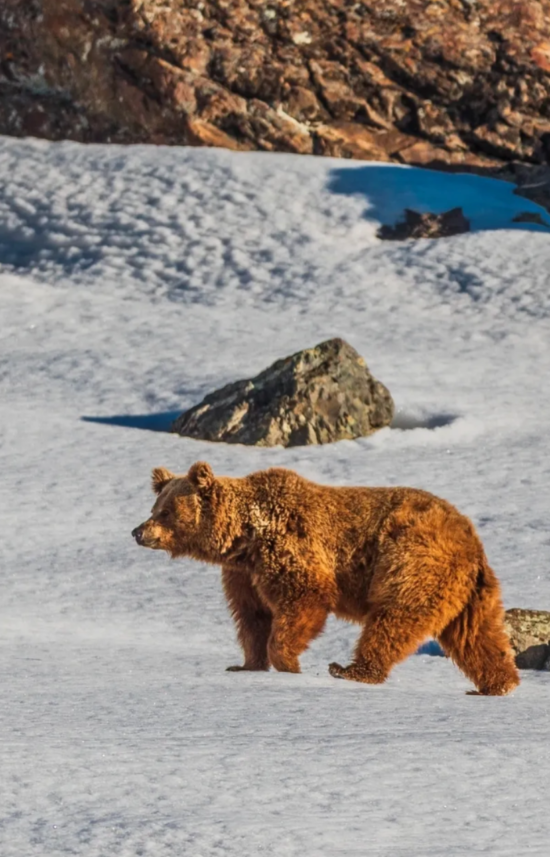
[132,461,236,562]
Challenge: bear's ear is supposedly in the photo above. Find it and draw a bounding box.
[188,461,215,492]
[151,467,175,495]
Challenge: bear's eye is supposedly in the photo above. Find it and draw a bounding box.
[158,509,170,522]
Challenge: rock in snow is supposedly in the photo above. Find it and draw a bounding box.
[505,608,550,670]
[171,338,394,447]
[378,207,470,241]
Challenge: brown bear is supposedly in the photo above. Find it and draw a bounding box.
[132,462,519,695]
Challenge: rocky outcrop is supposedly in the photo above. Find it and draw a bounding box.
[171,338,394,447]
[504,608,550,670]
[3,0,550,177]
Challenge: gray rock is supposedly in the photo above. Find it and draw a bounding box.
[504,608,550,670]
[171,338,394,447]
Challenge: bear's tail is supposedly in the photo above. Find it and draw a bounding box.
[437,558,519,696]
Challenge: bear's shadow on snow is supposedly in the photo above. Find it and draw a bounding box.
[81,409,458,434]
[416,639,445,657]
[327,164,550,235]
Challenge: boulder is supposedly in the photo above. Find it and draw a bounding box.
[504,608,550,670]
[171,338,394,447]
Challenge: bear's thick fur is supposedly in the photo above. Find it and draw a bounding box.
[132,462,519,695]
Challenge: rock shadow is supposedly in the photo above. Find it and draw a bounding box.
[82,412,181,432]
[327,164,550,234]
[390,411,458,431]
[82,409,457,435]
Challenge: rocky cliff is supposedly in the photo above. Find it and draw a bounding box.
[2,0,550,173]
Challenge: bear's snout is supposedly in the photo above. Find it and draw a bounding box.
[132,525,144,544]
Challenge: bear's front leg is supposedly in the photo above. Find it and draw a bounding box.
[222,566,272,671]
[268,598,329,674]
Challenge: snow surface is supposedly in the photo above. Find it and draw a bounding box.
[1,136,549,856]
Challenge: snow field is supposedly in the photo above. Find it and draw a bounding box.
[0,137,549,855]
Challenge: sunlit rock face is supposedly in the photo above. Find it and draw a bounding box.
[3,0,550,180]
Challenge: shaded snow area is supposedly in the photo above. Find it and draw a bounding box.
[1,136,549,856]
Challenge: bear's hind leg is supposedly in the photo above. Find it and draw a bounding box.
[268,598,329,673]
[222,567,272,671]
[436,568,519,696]
[329,605,437,685]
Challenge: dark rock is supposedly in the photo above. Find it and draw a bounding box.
[378,208,470,240]
[497,162,550,215]
[171,338,394,447]
[512,210,550,226]
[504,608,550,670]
